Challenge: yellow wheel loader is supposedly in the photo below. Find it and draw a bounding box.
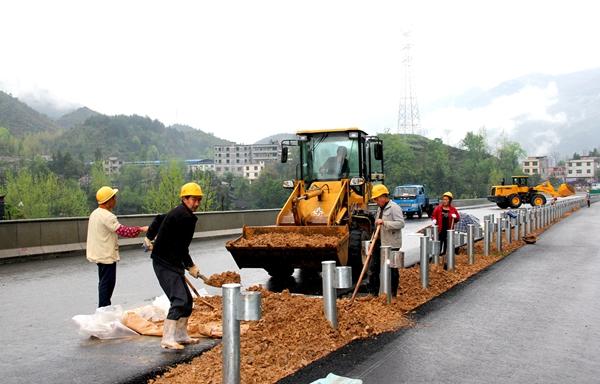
[487,176,575,209]
[225,128,384,281]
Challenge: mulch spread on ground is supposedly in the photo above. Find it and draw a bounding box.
[230,233,341,248]
[149,207,579,384]
[204,271,241,287]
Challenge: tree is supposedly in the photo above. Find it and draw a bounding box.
[144,161,185,213]
[494,138,526,182]
[5,168,88,218]
[90,162,111,201]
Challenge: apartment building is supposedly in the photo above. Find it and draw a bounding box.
[566,157,598,181]
[522,156,549,178]
[213,143,279,179]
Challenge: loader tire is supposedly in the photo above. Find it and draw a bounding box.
[496,201,510,209]
[530,194,546,207]
[508,194,523,209]
[348,228,368,283]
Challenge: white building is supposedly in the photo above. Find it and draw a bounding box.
[522,156,549,178]
[566,157,598,181]
[214,143,279,179]
[103,157,123,175]
[186,159,215,173]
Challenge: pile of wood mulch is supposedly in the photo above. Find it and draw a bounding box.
[204,271,241,287]
[149,207,579,384]
[231,232,340,248]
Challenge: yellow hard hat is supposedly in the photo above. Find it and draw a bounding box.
[371,184,389,199]
[442,191,454,199]
[96,186,118,204]
[180,182,203,197]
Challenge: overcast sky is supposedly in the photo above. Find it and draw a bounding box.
[2,0,600,145]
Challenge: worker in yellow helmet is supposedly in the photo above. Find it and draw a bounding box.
[368,184,405,296]
[150,182,204,350]
[86,186,148,308]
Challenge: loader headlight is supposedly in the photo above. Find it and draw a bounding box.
[282,180,295,189]
[350,177,365,186]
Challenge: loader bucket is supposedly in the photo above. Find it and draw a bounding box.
[558,183,575,197]
[225,225,349,272]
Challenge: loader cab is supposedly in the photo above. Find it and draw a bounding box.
[284,128,383,187]
[512,176,529,187]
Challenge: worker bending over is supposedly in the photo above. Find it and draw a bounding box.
[151,182,204,350]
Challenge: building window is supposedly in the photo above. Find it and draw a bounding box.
[587,162,591,166]
[254,166,258,170]
[576,169,582,174]
[587,169,591,173]
[576,162,581,166]
[246,166,250,170]
[532,161,537,166]
[532,169,537,174]
[568,170,572,174]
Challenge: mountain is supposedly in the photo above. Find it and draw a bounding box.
[425,67,600,157]
[16,90,79,119]
[56,107,101,129]
[255,133,296,145]
[0,90,62,136]
[50,114,232,161]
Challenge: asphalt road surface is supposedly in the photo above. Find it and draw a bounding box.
[282,201,600,384]
[0,201,566,384]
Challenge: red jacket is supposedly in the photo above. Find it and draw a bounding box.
[431,204,460,233]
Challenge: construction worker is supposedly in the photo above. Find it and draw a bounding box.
[151,182,204,350]
[431,191,460,259]
[86,186,148,308]
[367,184,405,296]
[586,190,591,207]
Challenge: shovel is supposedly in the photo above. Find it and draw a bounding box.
[184,276,216,310]
[349,224,381,304]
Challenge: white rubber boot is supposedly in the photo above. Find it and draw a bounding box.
[161,319,184,350]
[175,317,200,345]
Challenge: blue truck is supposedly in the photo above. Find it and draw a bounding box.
[392,184,439,218]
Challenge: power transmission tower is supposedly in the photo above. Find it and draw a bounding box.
[397,32,422,135]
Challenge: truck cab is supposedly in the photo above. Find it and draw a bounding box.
[392,184,437,218]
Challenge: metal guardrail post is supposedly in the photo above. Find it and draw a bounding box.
[379,246,392,298]
[420,236,429,288]
[506,216,512,243]
[496,217,503,252]
[446,229,455,271]
[432,224,439,241]
[484,219,491,257]
[432,240,440,265]
[223,284,261,384]
[467,224,475,265]
[322,261,352,328]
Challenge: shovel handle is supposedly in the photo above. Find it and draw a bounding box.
[184,276,216,310]
[349,224,381,304]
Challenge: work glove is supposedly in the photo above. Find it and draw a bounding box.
[142,237,153,252]
[432,219,437,225]
[188,265,201,279]
[451,214,457,219]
